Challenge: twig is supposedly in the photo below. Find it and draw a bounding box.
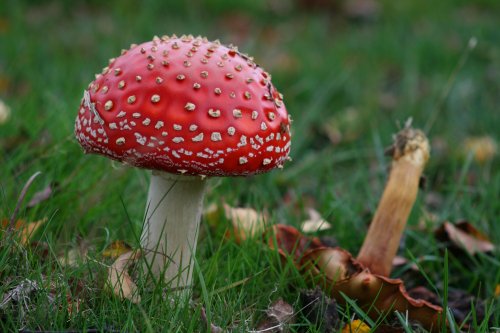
[8,171,42,232]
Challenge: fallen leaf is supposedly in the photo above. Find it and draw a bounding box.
[392,256,419,271]
[495,285,500,298]
[463,136,497,163]
[1,217,47,245]
[106,250,141,303]
[341,319,371,333]
[223,203,268,242]
[102,240,132,258]
[0,98,10,124]
[301,209,332,233]
[57,238,91,267]
[300,288,339,332]
[256,298,295,332]
[27,183,57,208]
[435,221,494,255]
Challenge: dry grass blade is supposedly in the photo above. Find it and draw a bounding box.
[8,171,42,233]
[106,250,142,303]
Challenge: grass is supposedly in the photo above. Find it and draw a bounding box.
[1,0,499,331]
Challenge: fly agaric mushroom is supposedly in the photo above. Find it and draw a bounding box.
[75,35,291,288]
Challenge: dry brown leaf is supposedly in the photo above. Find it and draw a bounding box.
[301,209,332,233]
[341,320,371,333]
[463,136,497,163]
[27,184,55,208]
[224,203,268,242]
[107,250,141,303]
[256,298,295,332]
[495,285,500,298]
[0,99,10,124]
[102,240,132,258]
[435,221,494,255]
[1,217,47,245]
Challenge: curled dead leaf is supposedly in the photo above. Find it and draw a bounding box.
[435,221,494,255]
[301,209,332,233]
[107,250,141,303]
[27,184,56,208]
[223,203,268,242]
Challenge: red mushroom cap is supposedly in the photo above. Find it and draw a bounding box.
[75,35,291,176]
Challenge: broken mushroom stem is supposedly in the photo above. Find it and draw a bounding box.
[140,171,207,289]
[357,126,430,276]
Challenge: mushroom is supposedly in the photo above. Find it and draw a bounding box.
[75,35,292,289]
[357,124,429,276]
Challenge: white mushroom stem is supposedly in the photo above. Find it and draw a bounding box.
[140,171,207,289]
[357,126,430,277]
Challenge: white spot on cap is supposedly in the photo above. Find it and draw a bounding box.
[104,100,113,111]
[161,131,168,137]
[132,113,141,118]
[238,135,247,147]
[260,122,267,130]
[268,112,275,120]
[189,124,198,131]
[142,118,151,126]
[192,133,204,142]
[185,102,196,111]
[239,157,248,164]
[172,137,184,143]
[117,111,126,118]
[251,111,258,120]
[127,95,136,104]
[109,123,117,130]
[227,127,236,136]
[211,132,222,141]
[208,109,220,118]
[116,137,125,145]
[232,109,242,118]
[263,158,272,165]
[155,121,164,129]
[173,124,182,130]
[151,94,160,103]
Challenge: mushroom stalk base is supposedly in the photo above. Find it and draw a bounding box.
[140,171,207,290]
[357,127,430,277]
